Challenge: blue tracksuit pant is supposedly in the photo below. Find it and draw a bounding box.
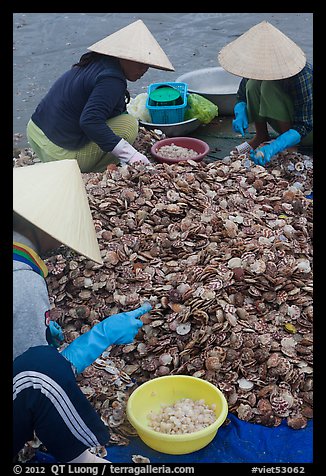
[13,345,109,461]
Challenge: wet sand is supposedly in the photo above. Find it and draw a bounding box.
[13,12,313,147]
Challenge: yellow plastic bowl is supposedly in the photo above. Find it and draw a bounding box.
[126,375,228,454]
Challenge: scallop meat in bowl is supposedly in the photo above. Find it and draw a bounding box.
[151,136,210,164]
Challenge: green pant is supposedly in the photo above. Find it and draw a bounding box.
[246,79,313,146]
[26,113,139,173]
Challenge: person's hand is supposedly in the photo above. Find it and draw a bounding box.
[111,138,150,165]
[46,321,64,348]
[128,152,151,165]
[249,144,273,166]
[99,304,152,345]
[61,302,152,374]
[232,101,249,137]
[250,129,301,166]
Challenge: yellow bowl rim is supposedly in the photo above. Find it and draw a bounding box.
[126,375,229,441]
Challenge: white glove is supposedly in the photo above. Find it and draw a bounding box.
[111,139,150,165]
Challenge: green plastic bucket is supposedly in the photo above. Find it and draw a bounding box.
[149,86,182,106]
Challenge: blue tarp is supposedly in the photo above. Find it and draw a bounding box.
[34,413,313,464]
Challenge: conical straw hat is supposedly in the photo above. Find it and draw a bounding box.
[218,21,306,80]
[13,160,102,264]
[88,19,175,71]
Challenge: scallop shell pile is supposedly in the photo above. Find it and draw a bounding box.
[13,138,313,451]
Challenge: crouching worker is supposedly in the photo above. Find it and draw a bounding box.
[218,21,313,166]
[26,20,174,172]
[13,160,152,463]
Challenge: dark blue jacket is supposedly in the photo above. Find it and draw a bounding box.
[32,56,127,151]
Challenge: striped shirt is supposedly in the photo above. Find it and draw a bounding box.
[236,62,313,138]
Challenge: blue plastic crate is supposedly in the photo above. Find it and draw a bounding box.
[146,82,188,124]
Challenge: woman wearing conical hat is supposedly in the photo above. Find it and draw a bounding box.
[218,21,313,166]
[13,160,152,462]
[26,20,174,172]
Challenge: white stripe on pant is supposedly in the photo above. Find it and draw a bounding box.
[13,370,101,448]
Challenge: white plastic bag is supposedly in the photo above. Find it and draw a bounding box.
[127,93,152,122]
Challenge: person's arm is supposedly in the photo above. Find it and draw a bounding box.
[80,75,150,165]
[236,78,248,104]
[13,269,59,359]
[232,79,249,137]
[61,303,152,374]
[79,75,126,151]
[250,129,301,166]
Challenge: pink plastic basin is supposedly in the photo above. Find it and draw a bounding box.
[151,137,210,164]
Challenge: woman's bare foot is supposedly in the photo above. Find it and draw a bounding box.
[284,146,298,153]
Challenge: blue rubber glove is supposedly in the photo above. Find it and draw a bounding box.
[250,129,301,166]
[232,101,249,136]
[61,302,152,374]
[46,321,64,348]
